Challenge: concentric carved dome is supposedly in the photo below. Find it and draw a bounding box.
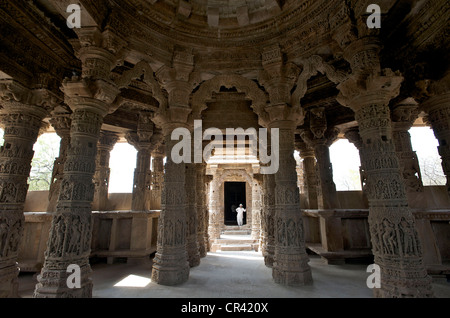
[162,0,281,27]
[114,0,335,54]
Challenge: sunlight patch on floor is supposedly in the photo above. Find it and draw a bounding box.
[114,274,152,287]
[208,252,264,261]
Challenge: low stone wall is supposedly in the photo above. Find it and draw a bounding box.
[18,210,160,272]
[91,210,160,264]
[302,208,450,276]
[302,209,372,265]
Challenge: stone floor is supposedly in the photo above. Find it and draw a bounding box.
[18,251,450,298]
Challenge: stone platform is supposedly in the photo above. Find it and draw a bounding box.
[210,226,259,252]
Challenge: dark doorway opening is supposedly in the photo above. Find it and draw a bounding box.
[224,182,246,226]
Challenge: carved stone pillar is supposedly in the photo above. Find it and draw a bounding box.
[34,28,124,298]
[296,140,318,209]
[151,48,197,284]
[269,120,312,286]
[35,106,108,297]
[151,143,165,210]
[344,126,367,193]
[391,98,423,193]
[196,163,207,258]
[204,175,213,252]
[420,74,450,196]
[251,175,263,241]
[336,35,433,297]
[185,162,200,267]
[92,131,119,211]
[0,79,50,297]
[261,171,275,267]
[151,122,190,285]
[47,114,72,213]
[127,113,155,211]
[208,176,222,242]
[260,45,311,286]
[300,109,340,210]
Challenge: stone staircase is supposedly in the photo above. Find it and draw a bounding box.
[210,226,259,252]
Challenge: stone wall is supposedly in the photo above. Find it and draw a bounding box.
[18,211,160,272]
[302,208,450,275]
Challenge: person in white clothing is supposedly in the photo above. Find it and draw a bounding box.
[235,203,246,227]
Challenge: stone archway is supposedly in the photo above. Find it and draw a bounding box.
[192,74,269,127]
[208,168,255,241]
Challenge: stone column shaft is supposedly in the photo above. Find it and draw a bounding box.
[151,153,164,210]
[392,100,423,193]
[93,131,118,211]
[261,172,275,267]
[186,162,200,267]
[151,132,190,285]
[299,147,318,209]
[34,30,124,296]
[314,142,340,209]
[251,176,263,240]
[271,122,312,286]
[208,178,222,241]
[196,163,207,258]
[204,175,213,252]
[47,115,72,212]
[35,107,105,298]
[355,94,433,297]
[422,92,450,195]
[131,147,152,211]
[0,104,47,298]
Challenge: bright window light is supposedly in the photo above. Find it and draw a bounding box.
[114,274,151,287]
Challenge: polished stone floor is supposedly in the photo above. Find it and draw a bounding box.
[18,251,450,298]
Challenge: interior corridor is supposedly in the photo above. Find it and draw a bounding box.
[17,250,450,299]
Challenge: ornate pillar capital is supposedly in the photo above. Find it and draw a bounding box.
[98,130,119,151]
[391,98,419,128]
[344,126,363,150]
[337,69,404,113]
[49,113,72,137]
[71,27,127,75]
[0,78,60,120]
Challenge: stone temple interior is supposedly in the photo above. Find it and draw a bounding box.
[0,0,449,299]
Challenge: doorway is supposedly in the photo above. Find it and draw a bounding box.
[224,182,246,226]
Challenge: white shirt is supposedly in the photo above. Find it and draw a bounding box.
[236,207,246,218]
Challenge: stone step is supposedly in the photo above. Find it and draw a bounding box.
[216,239,257,244]
[220,244,255,252]
[223,230,251,235]
[211,233,260,252]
